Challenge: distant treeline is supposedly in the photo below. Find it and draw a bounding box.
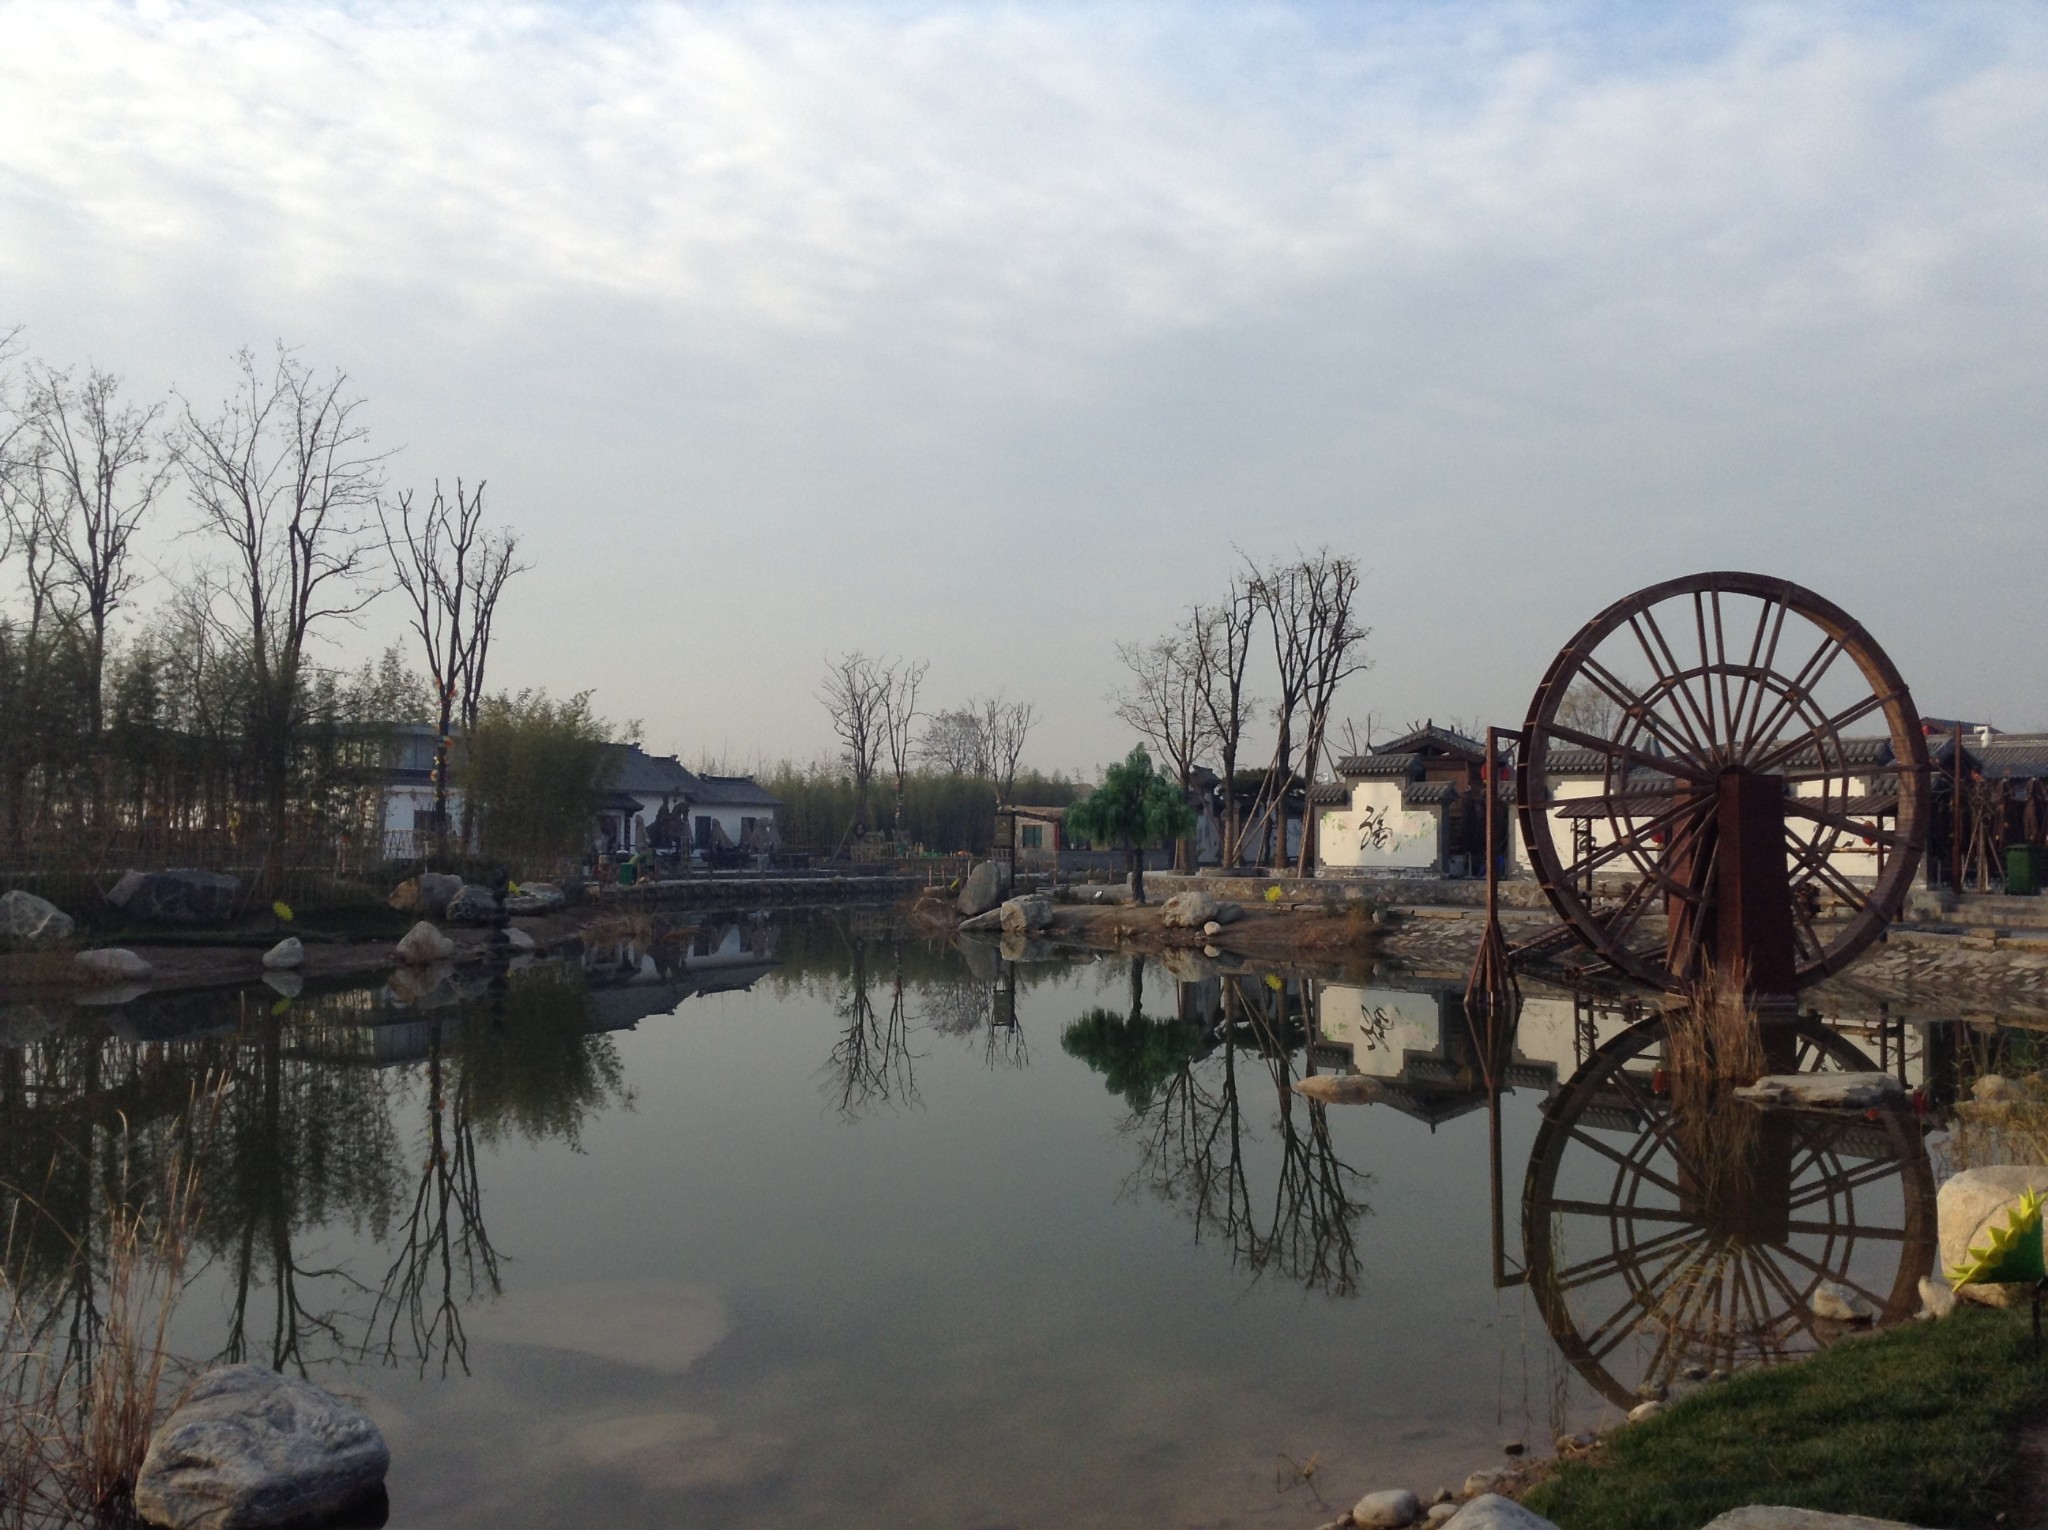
[753,761,1082,857]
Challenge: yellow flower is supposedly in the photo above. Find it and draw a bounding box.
[1265,885,1283,904]
[272,901,294,923]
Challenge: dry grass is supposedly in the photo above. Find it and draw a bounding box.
[1,1086,218,1527]
[1664,960,1769,1226]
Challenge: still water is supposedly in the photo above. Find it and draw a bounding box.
[0,913,1945,1527]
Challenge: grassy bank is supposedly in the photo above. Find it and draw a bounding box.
[1525,1306,2048,1530]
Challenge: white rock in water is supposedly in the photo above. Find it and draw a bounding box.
[76,947,152,981]
[1698,1509,1933,1529]
[1733,1073,1906,1109]
[1810,1280,1875,1323]
[394,921,456,966]
[1628,1399,1663,1423]
[134,1364,388,1530]
[1203,920,1223,937]
[1353,1489,1422,1528]
[1427,1506,1460,1527]
[1441,1496,1559,1529]
[1462,1471,1513,1498]
[1917,1275,1956,1321]
[261,937,304,971]
[1294,1074,1381,1104]
[1938,1165,2048,1307]
[503,926,537,951]
[998,895,1053,933]
[1,888,74,943]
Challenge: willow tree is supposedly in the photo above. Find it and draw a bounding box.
[1065,746,1195,904]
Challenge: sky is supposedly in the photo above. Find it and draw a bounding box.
[1,1,2044,774]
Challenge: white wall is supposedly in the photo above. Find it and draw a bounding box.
[1317,779,1443,872]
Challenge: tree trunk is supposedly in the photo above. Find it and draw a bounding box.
[1130,842,1146,904]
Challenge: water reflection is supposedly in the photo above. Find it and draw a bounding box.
[1066,957,1373,1296]
[0,920,1975,1527]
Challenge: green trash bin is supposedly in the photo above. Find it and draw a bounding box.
[2008,845,2045,897]
[618,861,637,887]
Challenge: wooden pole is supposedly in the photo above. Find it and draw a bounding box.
[1952,722,1965,893]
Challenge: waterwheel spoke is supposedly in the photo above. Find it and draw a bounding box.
[1785,1153,1905,1213]
[1630,604,1720,757]
[1782,798,1901,848]
[1566,1124,1687,1200]
[1744,1245,1827,1345]
[1555,797,1709,884]
[1740,632,1848,762]
[1753,690,1899,775]
[1727,590,1789,753]
[1767,1242,1889,1310]
[1565,652,1710,770]
[1583,1234,1718,1361]
[1787,834,1875,916]
[1549,1221,1703,1294]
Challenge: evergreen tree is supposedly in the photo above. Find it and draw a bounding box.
[1064,746,1196,903]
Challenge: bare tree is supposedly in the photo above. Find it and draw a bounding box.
[818,650,890,836]
[878,658,929,836]
[1114,617,1215,868]
[0,434,67,851]
[977,693,1036,802]
[175,345,386,891]
[379,478,525,856]
[1192,581,1257,866]
[918,707,984,776]
[25,364,171,745]
[1553,681,1619,739]
[1288,550,1369,875]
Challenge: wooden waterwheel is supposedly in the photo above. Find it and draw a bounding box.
[1516,572,1931,997]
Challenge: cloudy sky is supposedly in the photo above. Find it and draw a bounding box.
[2,1,2044,771]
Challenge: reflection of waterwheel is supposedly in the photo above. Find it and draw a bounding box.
[1517,571,1930,995]
[1523,1018,1934,1409]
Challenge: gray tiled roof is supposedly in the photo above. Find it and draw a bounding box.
[690,774,783,808]
[1372,724,1486,760]
[1337,752,1422,779]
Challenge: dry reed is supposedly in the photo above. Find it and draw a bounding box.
[0,1083,220,1528]
[1664,959,1769,1230]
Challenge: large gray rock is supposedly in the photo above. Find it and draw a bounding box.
[1160,890,1221,929]
[958,908,1004,933]
[0,889,73,944]
[442,883,502,925]
[134,1364,388,1530]
[76,947,153,982]
[1698,1510,1939,1530]
[1937,1165,2048,1307]
[394,921,456,966]
[1809,1280,1874,1323]
[388,871,463,917]
[1354,1489,1422,1527]
[103,869,240,926]
[1442,1497,1557,1530]
[1734,1073,1905,1110]
[998,895,1053,934]
[957,861,1010,917]
[261,938,304,972]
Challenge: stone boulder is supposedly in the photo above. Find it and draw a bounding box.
[394,921,456,966]
[1809,1280,1874,1323]
[958,908,1004,933]
[443,884,501,924]
[957,860,1010,918]
[76,948,153,982]
[388,871,463,917]
[501,925,538,952]
[104,869,239,926]
[1733,1073,1905,1110]
[261,937,304,971]
[1938,1164,2048,1307]
[1443,1497,1558,1530]
[1354,1489,1422,1528]
[0,889,73,945]
[507,881,565,914]
[134,1364,388,1530]
[1160,890,1221,928]
[1917,1275,1956,1321]
[1699,1510,1935,1530]
[998,895,1053,934]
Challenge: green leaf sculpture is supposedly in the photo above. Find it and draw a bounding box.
[1950,1187,2048,1288]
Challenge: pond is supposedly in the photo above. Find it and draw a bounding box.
[0,913,1962,1527]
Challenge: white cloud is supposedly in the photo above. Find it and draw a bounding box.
[2,1,2046,758]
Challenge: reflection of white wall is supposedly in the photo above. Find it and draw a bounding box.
[1791,773,1889,884]
[1316,985,1445,1075]
[1318,779,1443,872]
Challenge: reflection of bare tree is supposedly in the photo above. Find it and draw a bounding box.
[1120,975,1371,1296]
[367,1019,500,1376]
[918,972,991,1038]
[825,939,922,1117]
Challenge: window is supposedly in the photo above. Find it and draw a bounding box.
[1021,824,1045,849]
